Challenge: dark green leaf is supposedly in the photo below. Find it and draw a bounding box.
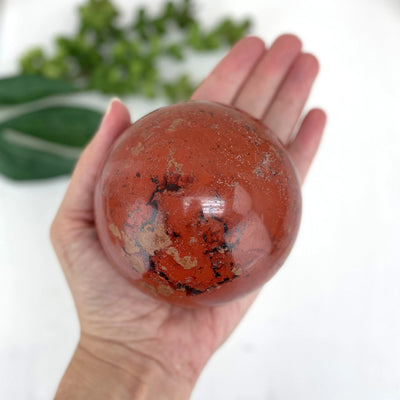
[0,75,79,105]
[0,131,79,180]
[0,106,102,180]
[0,106,102,146]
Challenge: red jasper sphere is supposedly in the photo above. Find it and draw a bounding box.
[94,101,301,307]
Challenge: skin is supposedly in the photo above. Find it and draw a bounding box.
[51,34,326,399]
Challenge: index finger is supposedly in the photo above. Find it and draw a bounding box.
[191,36,266,104]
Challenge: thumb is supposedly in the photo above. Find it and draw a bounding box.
[57,98,131,223]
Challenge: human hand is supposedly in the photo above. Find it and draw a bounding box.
[51,34,326,400]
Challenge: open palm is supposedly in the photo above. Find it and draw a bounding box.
[51,35,326,395]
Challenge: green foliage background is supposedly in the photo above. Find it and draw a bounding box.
[0,0,251,180]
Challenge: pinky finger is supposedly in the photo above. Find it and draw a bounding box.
[288,108,327,184]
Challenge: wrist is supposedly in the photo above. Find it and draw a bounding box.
[55,333,195,400]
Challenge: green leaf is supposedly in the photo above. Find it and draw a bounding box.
[79,0,119,33]
[0,75,79,105]
[0,132,79,180]
[0,106,102,146]
[0,106,102,180]
[20,48,46,75]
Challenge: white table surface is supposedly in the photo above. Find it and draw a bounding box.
[1,0,400,399]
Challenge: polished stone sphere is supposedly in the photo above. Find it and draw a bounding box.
[94,100,301,307]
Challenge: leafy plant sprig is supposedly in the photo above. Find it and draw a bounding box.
[19,0,252,102]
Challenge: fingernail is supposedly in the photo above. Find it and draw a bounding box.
[99,97,122,129]
[105,97,123,116]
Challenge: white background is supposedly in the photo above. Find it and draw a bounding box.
[1,0,400,399]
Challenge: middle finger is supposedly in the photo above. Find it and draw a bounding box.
[233,34,302,119]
